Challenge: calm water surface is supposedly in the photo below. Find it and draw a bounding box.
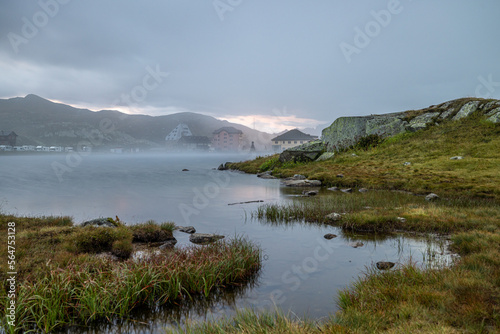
[0,153,454,333]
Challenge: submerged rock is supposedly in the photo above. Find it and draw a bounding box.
[189,233,225,244]
[303,190,318,197]
[257,171,277,179]
[327,187,339,191]
[350,241,364,248]
[376,261,396,270]
[324,233,337,240]
[178,226,196,234]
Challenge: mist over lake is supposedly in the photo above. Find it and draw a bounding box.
[0,152,452,331]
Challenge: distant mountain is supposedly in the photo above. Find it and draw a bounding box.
[0,95,274,151]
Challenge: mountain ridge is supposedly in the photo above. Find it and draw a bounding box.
[0,95,274,150]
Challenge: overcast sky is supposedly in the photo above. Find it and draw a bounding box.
[1,0,499,133]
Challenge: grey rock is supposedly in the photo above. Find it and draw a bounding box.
[303,190,319,196]
[350,241,364,248]
[315,152,335,161]
[453,101,480,121]
[486,107,500,116]
[358,188,369,193]
[376,261,395,270]
[408,112,440,131]
[327,187,339,191]
[159,238,177,249]
[341,188,353,193]
[324,233,337,240]
[189,233,225,244]
[293,174,306,180]
[439,108,455,120]
[217,163,228,171]
[425,193,440,201]
[81,218,117,228]
[279,140,326,163]
[351,153,358,157]
[283,179,321,187]
[450,156,464,160]
[403,162,411,166]
[325,212,342,221]
[257,171,277,179]
[397,217,407,223]
[178,226,196,234]
[487,111,500,124]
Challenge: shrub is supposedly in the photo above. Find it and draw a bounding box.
[129,220,173,242]
[68,226,132,254]
[111,239,133,259]
[259,155,280,172]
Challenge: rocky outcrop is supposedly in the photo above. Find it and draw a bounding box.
[278,140,326,163]
[321,98,500,152]
[81,218,118,228]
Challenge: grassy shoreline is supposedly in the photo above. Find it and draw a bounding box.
[0,216,261,333]
[197,114,500,333]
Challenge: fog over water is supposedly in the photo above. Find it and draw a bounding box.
[1,153,453,331]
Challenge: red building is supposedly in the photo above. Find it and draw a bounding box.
[212,127,243,151]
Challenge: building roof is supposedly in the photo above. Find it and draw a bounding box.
[271,129,317,141]
[213,126,243,135]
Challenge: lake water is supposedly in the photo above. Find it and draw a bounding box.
[0,153,454,333]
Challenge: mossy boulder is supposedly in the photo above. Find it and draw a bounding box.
[278,140,326,163]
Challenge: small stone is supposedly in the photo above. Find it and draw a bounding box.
[450,156,463,160]
[303,190,318,197]
[327,187,339,191]
[351,153,358,157]
[403,162,411,166]
[376,261,395,270]
[341,188,353,193]
[397,217,407,223]
[159,238,177,249]
[324,233,337,240]
[325,212,342,221]
[178,226,196,234]
[350,241,364,248]
[336,174,344,178]
[425,193,440,201]
[358,188,368,193]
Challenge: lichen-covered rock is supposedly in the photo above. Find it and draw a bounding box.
[452,101,480,121]
[408,112,440,131]
[283,179,321,187]
[279,140,326,163]
[366,113,408,136]
[487,111,500,124]
[81,218,117,228]
[315,152,335,161]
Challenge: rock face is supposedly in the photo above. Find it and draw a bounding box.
[321,98,500,152]
[81,218,117,228]
[278,140,326,163]
[189,233,225,244]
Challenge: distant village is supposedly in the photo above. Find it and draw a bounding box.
[0,124,318,153]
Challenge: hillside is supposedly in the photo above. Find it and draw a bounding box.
[228,98,500,200]
[0,94,273,150]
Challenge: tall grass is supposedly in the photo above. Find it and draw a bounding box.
[0,214,261,333]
